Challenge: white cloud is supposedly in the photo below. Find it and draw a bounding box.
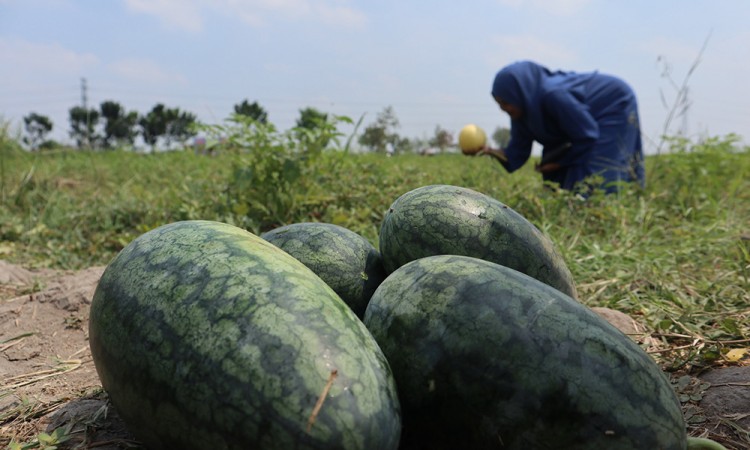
[496,0,591,16]
[122,0,366,31]
[309,1,366,28]
[217,0,366,28]
[0,37,98,78]
[488,34,579,68]
[124,0,204,32]
[108,58,188,85]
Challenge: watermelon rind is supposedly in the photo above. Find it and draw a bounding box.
[378,184,577,298]
[364,254,686,450]
[261,222,386,318]
[89,220,401,450]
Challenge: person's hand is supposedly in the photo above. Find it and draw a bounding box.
[461,146,483,156]
[477,147,508,162]
[535,162,561,173]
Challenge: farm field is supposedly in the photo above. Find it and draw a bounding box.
[1,134,749,448]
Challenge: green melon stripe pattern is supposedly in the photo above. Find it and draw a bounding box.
[379,184,577,298]
[364,255,686,450]
[89,220,401,450]
[261,222,387,319]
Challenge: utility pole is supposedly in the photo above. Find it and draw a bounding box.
[81,77,90,148]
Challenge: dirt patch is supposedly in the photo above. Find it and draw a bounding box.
[0,262,137,448]
[1,261,748,449]
[696,367,750,447]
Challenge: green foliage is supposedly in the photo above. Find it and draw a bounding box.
[295,107,328,130]
[100,100,139,148]
[233,99,268,123]
[0,130,748,372]
[22,113,53,151]
[0,148,227,268]
[7,424,73,450]
[1,119,24,205]
[428,125,453,151]
[196,113,353,232]
[138,103,197,150]
[358,106,401,153]
[68,106,100,149]
[295,107,333,148]
[167,109,197,147]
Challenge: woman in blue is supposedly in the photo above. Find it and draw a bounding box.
[479,61,645,194]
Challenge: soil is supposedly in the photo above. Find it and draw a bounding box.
[1,261,137,448]
[1,260,748,449]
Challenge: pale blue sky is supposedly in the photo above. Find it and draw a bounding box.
[2,0,749,151]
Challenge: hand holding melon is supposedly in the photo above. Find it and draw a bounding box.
[458,124,487,155]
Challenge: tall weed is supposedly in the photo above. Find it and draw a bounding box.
[196,114,354,232]
[1,130,748,370]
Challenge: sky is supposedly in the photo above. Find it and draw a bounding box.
[1,0,749,152]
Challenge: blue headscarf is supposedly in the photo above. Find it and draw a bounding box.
[491,61,594,145]
[491,61,551,115]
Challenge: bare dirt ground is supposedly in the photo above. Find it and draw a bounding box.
[1,260,748,449]
[1,261,137,449]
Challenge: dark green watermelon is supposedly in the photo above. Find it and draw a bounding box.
[379,184,577,298]
[261,222,386,318]
[363,255,686,450]
[89,220,401,450]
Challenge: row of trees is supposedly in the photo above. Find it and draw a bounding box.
[21,99,333,152]
[23,101,198,151]
[356,105,509,154]
[22,100,509,153]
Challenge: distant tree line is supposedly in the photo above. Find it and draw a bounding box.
[21,99,333,152]
[22,100,199,151]
[355,105,509,154]
[22,99,509,153]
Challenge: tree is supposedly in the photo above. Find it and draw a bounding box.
[100,100,138,148]
[139,104,197,150]
[492,126,510,148]
[394,136,413,153]
[22,113,53,151]
[295,107,328,130]
[139,104,169,150]
[295,107,332,149]
[429,125,453,152]
[166,110,197,148]
[358,106,401,153]
[234,99,268,123]
[69,106,100,149]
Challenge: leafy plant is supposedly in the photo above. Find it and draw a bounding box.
[0,129,747,376]
[196,113,353,232]
[22,113,54,151]
[7,425,73,450]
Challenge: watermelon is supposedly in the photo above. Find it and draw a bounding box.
[89,220,401,450]
[378,184,577,298]
[261,222,386,318]
[363,255,686,450]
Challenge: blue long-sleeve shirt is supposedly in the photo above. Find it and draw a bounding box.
[491,61,644,191]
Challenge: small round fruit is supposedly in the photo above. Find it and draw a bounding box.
[458,124,487,154]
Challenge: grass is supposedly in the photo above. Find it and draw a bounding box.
[1,127,749,446]
[2,132,749,367]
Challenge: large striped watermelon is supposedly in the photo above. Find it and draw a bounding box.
[378,184,577,298]
[363,255,687,450]
[89,220,401,450]
[261,222,386,318]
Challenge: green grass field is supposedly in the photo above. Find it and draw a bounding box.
[1,131,748,372]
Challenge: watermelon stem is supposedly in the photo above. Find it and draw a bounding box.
[686,437,728,450]
[306,369,339,432]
